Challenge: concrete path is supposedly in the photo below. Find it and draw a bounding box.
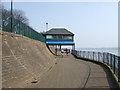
[25,55,118,88]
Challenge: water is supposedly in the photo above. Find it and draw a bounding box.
[76,48,119,56]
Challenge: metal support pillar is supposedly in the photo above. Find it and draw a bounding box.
[60,45,61,50]
[55,45,57,56]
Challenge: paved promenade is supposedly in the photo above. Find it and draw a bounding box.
[26,55,118,88]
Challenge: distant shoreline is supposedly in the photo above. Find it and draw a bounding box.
[76,47,119,56]
[76,47,118,50]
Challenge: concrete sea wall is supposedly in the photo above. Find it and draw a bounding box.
[1,31,56,88]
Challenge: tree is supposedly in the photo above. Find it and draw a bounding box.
[1,4,29,25]
[12,9,29,25]
[1,4,29,32]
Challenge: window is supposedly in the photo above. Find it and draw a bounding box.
[46,35,53,39]
[46,35,73,40]
[53,35,58,39]
[63,36,72,40]
[67,36,72,39]
[58,35,62,39]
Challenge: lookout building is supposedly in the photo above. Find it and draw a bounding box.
[44,28,75,55]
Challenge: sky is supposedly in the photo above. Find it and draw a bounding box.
[2,1,118,49]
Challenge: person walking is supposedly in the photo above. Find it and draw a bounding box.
[66,49,70,56]
[61,49,64,57]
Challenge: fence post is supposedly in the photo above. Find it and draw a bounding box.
[93,52,94,60]
[110,54,113,69]
[78,51,79,56]
[88,51,89,59]
[84,51,85,58]
[83,51,84,58]
[118,56,120,82]
[113,55,116,74]
[83,51,85,58]
[103,53,105,63]
[80,51,81,57]
[98,52,100,61]
[72,50,74,55]
[90,52,91,59]
[107,53,109,65]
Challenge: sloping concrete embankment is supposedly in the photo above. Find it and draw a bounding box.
[1,31,56,88]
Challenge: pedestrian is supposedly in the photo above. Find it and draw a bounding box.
[61,50,64,57]
[66,49,70,56]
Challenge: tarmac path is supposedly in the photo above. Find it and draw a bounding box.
[26,55,118,88]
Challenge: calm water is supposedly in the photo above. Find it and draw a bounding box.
[77,48,119,56]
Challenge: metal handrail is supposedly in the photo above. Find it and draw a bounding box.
[72,50,120,82]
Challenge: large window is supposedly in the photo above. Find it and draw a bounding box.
[46,35,73,40]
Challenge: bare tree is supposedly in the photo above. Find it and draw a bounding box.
[12,9,29,25]
[1,4,30,33]
[2,5,11,30]
[1,4,29,25]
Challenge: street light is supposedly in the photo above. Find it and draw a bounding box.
[46,22,48,32]
[11,0,13,32]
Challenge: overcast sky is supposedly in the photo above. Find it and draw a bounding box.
[3,1,118,48]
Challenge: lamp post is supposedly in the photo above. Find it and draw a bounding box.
[46,22,48,32]
[11,0,13,32]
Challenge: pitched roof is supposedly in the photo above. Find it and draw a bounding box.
[45,28,74,35]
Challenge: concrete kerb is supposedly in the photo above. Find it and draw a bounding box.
[72,54,120,88]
